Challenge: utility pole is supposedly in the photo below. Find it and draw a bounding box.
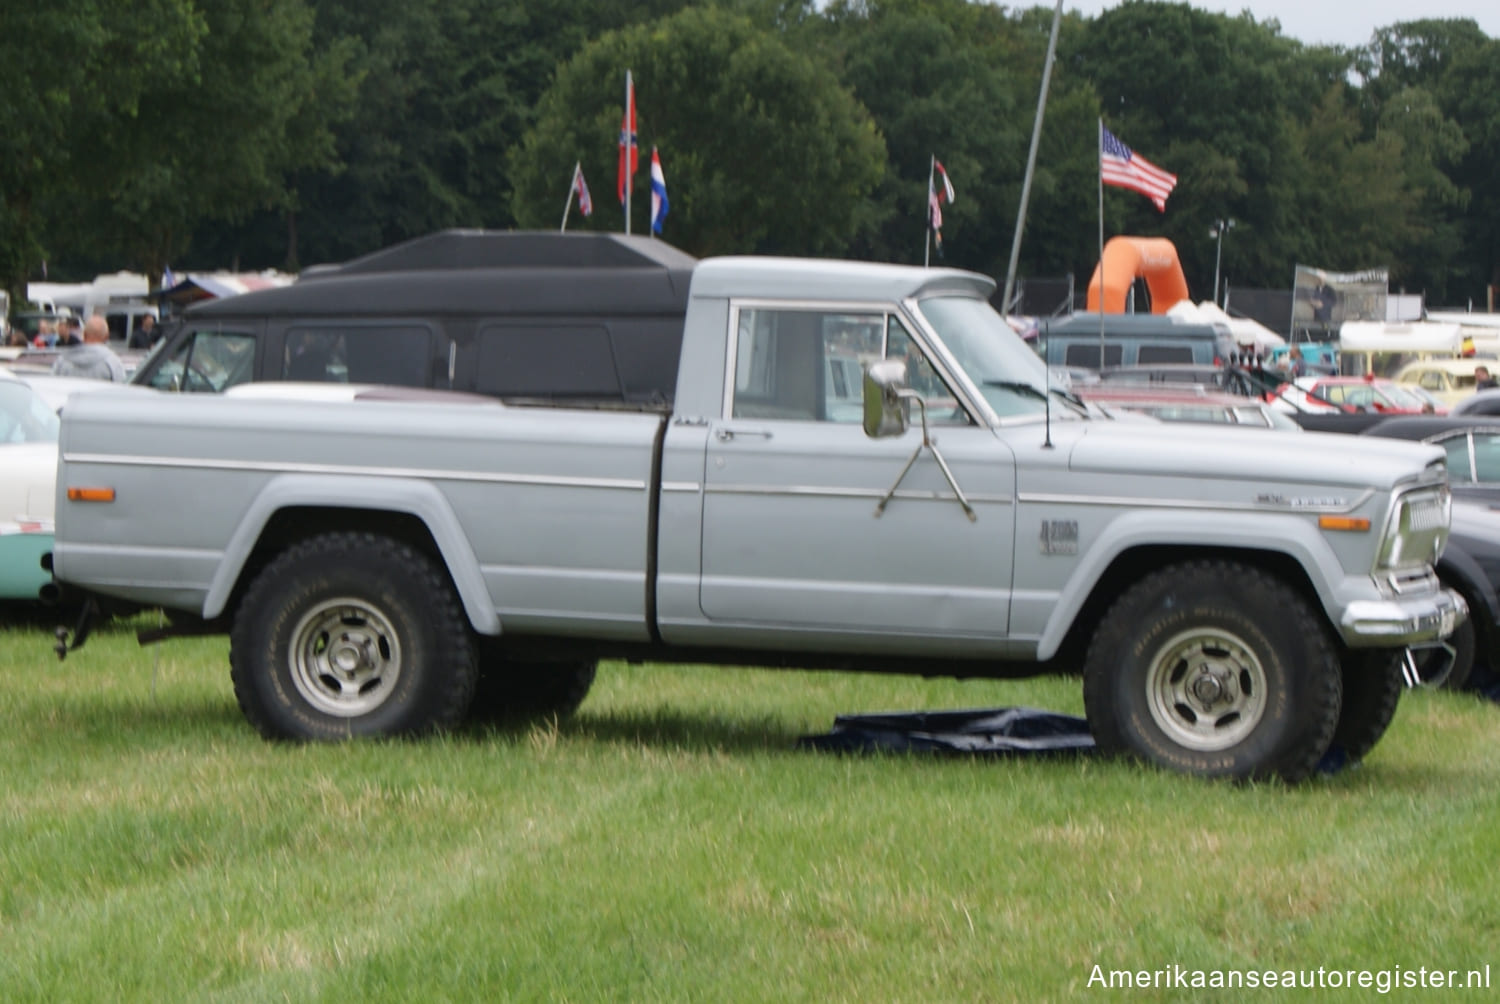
[1211,218,1235,307]
[1000,0,1064,317]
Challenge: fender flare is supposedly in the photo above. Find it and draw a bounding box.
[1033,509,1349,660]
[202,474,500,635]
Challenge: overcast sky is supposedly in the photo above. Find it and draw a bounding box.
[1059,1,1499,49]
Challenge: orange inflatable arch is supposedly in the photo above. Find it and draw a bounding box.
[1085,236,1191,314]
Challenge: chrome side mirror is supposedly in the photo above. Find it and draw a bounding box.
[862,358,910,438]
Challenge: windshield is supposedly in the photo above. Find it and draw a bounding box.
[915,295,1056,418]
[0,381,60,443]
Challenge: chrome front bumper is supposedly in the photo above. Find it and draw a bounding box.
[1340,587,1467,647]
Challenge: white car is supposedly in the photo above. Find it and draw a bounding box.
[0,367,61,601]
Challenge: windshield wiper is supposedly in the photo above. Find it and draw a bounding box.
[982,379,1049,400]
[983,379,1091,416]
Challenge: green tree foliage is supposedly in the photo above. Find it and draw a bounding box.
[1070,1,1325,295]
[215,0,694,270]
[0,2,203,288]
[1440,37,1500,298]
[509,6,885,256]
[70,0,356,279]
[810,0,1033,272]
[5,3,1499,309]
[1357,20,1495,301]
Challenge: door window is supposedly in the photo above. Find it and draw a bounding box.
[730,307,965,424]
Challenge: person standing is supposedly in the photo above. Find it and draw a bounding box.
[128,312,160,349]
[57,315,84,346]
[53,315,127,381]
[1474,365,1498,391]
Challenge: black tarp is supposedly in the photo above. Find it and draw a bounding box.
[797,707,1096,757]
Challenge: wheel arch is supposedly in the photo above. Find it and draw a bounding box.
[1045,544,1323,668]
[202,475,499,635]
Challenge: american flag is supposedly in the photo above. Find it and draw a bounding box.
[1100,125,1176,212]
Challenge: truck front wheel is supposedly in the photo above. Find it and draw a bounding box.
[230,532,477,740]
[1083,561,1342,783]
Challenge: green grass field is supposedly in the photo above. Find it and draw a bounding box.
[2,613,1497,1001]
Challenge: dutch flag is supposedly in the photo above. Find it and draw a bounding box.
[650,147,669,235]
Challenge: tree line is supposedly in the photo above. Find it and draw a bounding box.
[3,1,1496,310]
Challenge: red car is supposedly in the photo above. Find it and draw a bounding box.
[1279,374,1444,415]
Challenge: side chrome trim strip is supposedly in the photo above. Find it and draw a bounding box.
[705,483,1012,504]
[1016,488,1375,514]
[61,452,647,492]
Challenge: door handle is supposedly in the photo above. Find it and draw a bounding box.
[715,427,773,442]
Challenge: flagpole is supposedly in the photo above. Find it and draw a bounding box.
[1002,0,1064,317]
[1097,118,1106,367]
[924,155,935,267]
[624,70,633,236]
[562,163,579,232]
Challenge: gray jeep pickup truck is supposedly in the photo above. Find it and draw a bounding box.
[48,254,1463,782]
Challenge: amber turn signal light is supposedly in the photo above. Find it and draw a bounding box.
[66,487,116,503]
[1318,515,1370,532]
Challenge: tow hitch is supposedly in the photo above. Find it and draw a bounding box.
[53,597,101,660]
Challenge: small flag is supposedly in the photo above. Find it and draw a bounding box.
[929,186,944,253]
[935,160,956,205]
[1100,124,1177,212]
[650,147,669,235]
[928,158,954,254]
[617,72,638,203]
[573,163,593,217]
[161,265,176,290]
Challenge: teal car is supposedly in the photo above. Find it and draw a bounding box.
[0,368,61,603]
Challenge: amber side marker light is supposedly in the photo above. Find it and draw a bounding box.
[67,487,116,503]
[1318,515,1370,532]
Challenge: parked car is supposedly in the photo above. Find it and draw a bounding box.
[1096,362,1269,398]
[1076,385,1302,429]
[1287,374,1442,415]
[0,367,61,603]
[129,230,696,403]
[1391,357,1494,407]
[1029,312,1231,370]
[1355,416,1500,504]
[1409,498,1500,691]
[1446,388,1500,416]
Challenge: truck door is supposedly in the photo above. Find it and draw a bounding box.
[698,305,1016,641]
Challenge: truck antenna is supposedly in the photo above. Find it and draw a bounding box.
[1043,320,1054,449]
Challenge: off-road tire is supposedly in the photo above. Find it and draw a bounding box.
[469,641,597,725]
[1327,649,1405,764]
[1082,561,1342,783]
[229,532,477,740]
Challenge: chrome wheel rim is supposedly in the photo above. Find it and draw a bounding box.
[288,598,402,718]
[1144,627,1268,751]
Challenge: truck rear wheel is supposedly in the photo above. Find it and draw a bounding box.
[229,532,477,740]
[1083,561,1342,783]
[469,643,597,725]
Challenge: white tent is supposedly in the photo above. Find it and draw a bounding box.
[1166,300,1286,352]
